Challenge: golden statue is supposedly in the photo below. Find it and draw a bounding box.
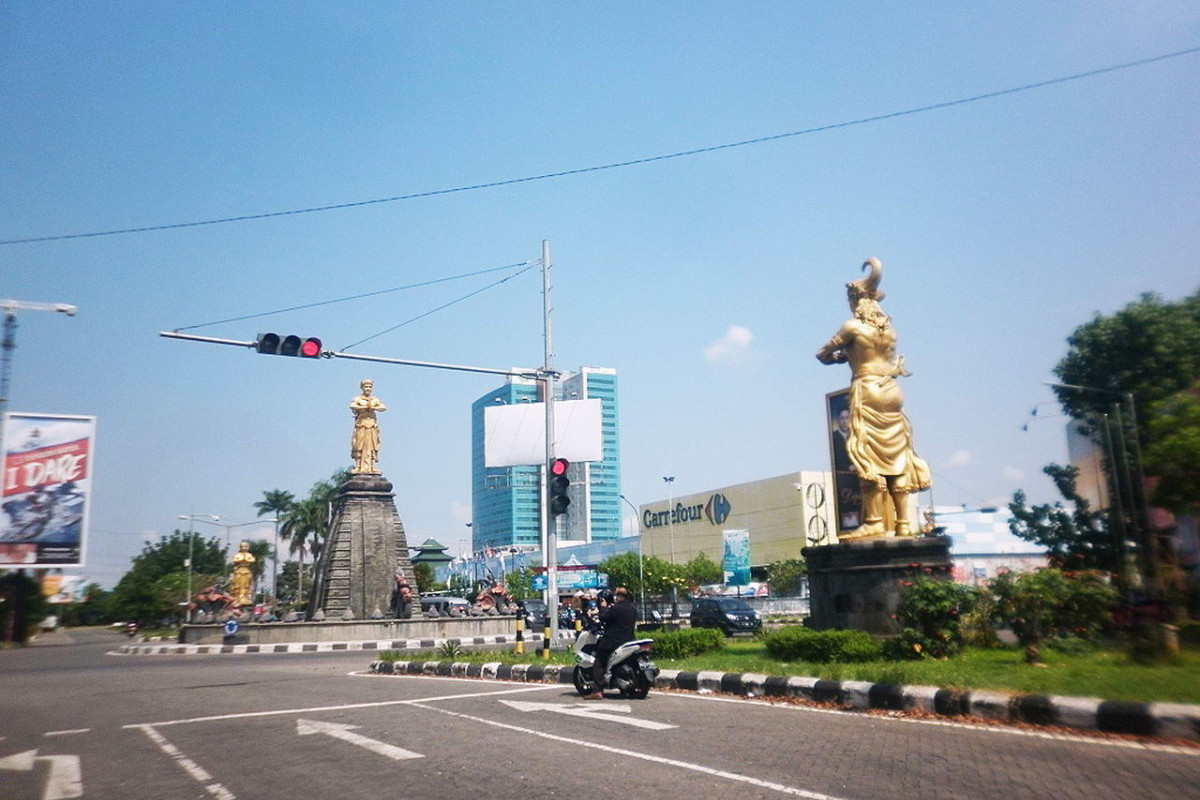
[230,540,256,606]
[816,258,931,539]
[350,379,387,474]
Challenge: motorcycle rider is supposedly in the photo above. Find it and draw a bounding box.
[584,586,637,700]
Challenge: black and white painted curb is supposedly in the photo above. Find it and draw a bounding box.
[113,633,543,657]
[369,659,1200,743]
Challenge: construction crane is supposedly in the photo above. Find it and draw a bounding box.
[0,299,78,424]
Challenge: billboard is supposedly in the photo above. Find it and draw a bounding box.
[1,413,95,567]
[722,529,751,586]
[825,389,862,534]
[484,398,602,467]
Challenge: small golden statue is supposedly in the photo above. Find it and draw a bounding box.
[230,540,256,607]
[350,379,387,474]
[816,258,931,539]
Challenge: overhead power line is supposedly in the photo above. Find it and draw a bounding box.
[3,45,1197,247]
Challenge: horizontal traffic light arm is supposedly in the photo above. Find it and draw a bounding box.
[158,331,554,378]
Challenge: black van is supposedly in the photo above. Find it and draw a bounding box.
[689,597,762,635]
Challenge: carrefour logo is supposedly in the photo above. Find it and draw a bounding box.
[643,494,732,528]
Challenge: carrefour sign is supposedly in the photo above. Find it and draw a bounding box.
[643,493,732,528]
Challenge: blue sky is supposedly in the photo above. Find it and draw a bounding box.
[3,3,1198,588]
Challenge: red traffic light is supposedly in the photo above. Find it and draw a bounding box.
[300,337,322,358]
[550,458,569,476]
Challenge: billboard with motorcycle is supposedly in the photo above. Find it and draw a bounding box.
[1,413,95,568]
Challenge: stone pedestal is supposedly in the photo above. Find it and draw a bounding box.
[801,535,952,635]
[308,473,419,620]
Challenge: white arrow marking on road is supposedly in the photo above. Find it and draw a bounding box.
[0,750,83,799]
[499,700,677,730]
[295,719,424,761]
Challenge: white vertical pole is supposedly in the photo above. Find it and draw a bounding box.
[542,240,560,646]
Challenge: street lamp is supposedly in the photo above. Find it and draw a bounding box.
[663,476,677,618]
[178,513,219,624]
[619,494,646,620]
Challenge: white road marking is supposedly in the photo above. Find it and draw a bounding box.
[500,699,677,730]
[129,725,236,799]
[0,750,83,799]
[413,701,848,800]
[296,719,423,761]
[43,729,90,737]
[122,682,559,729]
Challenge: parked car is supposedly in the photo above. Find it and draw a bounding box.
[516,599,549,630]
[689,597,762,635]
[420,596,470,616]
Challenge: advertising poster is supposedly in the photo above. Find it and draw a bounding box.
[1,413,95,568]
[722,529,751,586]
[825,389,863,534]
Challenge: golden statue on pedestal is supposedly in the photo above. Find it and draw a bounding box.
[816,258,931,539]
[350,379,387,474]
[230,540,256,607]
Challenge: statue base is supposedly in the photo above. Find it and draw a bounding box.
[801,535,953,635]
[307,472,420,620]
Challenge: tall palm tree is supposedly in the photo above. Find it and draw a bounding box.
[255,489,294,602]
[279,498,322,604]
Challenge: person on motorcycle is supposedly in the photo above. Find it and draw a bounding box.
[584,587,636,700]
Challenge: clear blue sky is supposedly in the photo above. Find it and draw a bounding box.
[3,3,1198,588]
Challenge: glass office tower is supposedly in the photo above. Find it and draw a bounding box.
[470,367,620,551]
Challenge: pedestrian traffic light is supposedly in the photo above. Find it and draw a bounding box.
[255,333,323,358]
[548,458,570,516]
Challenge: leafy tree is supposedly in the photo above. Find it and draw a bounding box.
[275,560,313,608]
[254,488,295,524]
[1145,386,1200,513]
[111,530,225,623]
[889,578,979,660]
[683,552,723,587]
[412,562,435,594]
[597,552,648,597]
[1009,464,1119,574]
[0,572,48,643]
[765,559,808,596]
[502,568,534,601]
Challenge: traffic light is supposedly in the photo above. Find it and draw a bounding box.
[255,333,323,358]
[548,458,570,516]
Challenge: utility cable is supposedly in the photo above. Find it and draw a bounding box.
[174,260,536,332]
[2,45,1196,246]
[340,261,538,351]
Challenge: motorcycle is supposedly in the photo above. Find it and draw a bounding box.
[124,622,139,638]
[572,624,659,699]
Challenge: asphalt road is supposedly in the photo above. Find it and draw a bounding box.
[2,628,1197,800]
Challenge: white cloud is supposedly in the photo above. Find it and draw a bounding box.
[946,450,972,468]
[1002,466,1025,482]
[703,324,755,365]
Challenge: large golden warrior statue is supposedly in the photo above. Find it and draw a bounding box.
[350,379,387,474]
[816,258,931,539]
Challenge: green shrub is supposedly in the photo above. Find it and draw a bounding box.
[891,578,979,659]
[988,568,1119,663]
[761,626,880,663]
[1179,621,1200,648]
[646,628,725,660]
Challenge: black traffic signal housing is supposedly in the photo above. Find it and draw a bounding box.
[255,333,323,358]
[548,458,570,517]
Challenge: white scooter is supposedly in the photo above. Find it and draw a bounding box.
[572,624,659,699]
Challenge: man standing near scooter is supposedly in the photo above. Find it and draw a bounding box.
[584,587,637,700]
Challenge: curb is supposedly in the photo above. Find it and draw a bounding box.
[367,659,1200,743]
[113,633,549,657]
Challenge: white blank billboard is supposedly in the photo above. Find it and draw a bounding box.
[484,399,602,467]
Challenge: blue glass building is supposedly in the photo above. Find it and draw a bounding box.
[470,367,621,552]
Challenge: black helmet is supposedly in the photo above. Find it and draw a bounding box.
[597,590,615,605]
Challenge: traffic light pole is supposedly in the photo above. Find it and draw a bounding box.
[541,239,561,648]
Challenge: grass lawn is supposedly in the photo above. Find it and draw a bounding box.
[382,640,1200,705]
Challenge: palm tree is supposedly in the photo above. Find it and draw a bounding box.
[255,489,294,602]
[279,498,322,605]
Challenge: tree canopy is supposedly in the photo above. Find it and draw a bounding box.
[111,530,225,623]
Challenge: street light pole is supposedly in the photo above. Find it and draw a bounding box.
[619,494,645,620]
[663,476,676,618]
[178,513,219,624]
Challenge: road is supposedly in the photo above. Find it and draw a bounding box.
[1,628,1197,800]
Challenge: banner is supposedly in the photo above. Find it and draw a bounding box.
[722,529,751,586]
[826,388,863,534]
[1,413,95,567]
